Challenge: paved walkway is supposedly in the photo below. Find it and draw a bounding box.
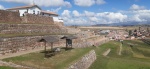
[102,48,111,56]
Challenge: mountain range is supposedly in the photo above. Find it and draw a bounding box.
[93,21,150,26]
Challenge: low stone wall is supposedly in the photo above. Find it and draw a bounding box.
[0,35,109,55]
[21,14,54,24]
[0,10,21,23]
[68,50,96,69]
[0,23,67,34]
[0,35,66,55]
[73,36,110,48]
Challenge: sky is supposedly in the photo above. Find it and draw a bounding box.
[0,0,150,26]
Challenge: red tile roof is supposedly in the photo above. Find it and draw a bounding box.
[41,11,58,16]
[6,5,41,10]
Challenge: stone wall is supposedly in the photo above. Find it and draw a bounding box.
[21,14,54,24]
[0,10,56,24]
[72,36,110,48]
[0,23,67,34]
[0,10,21,23]
[0,35,109,55]
[0,35,65,55]
[68,50,96,69]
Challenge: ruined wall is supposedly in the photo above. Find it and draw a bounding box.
[68,50,96,69]
[0,10,21,23]
[0,23,67,34]
[21,14,54,24]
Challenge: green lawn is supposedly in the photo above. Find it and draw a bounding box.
[3,47,94,69]
[89,40,150,69]
[0,66,16,69]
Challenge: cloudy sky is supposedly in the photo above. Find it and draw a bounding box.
[0,0,150,26]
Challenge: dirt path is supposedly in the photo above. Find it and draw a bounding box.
[0,46,61,59]
[102,48,111,56]
[118,43,122,55]
[0,60,33,69]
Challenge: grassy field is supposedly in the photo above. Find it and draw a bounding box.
[89,40,150,69]
[2,47,94,69]
[0,66,16,69]
[1,39,150,69]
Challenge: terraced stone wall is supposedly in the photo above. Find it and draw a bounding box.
[0,35,65,55]
[68,50,96,69]
[21,14,54,24]
[0,35,109,56]
[0,10,21,23]
[0,23,67,34]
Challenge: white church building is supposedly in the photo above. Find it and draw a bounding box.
[6,5,63,23]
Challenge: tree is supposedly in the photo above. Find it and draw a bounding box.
[129,30,132,36]
[147,27,149,33]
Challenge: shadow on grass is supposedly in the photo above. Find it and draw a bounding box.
[40,47,74,58]
[140,39,150,46]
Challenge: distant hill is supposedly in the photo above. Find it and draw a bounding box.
[92,21,150,26]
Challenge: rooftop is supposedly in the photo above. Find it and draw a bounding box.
[6,5,41,10]
[41,11,58,16]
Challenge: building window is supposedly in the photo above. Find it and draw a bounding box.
[38,11,40,15]
[33,10,35,14]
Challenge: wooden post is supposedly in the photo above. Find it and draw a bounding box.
[51,42,53,51]
[44,41,47,57]
[71,40,72,48]
[66,39,68,50]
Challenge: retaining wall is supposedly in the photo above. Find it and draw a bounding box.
[0,10,21,23]
[0,23,67,34]
[21,14,54,24]
[0,35,109,55]
[68,50,96,69]
[73,36,110,48]
[0,35,65,55]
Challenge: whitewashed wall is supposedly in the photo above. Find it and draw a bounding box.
[19,7,41,16]
[53,17,63,22]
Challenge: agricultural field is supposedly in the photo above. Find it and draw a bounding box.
[89,39,150,69]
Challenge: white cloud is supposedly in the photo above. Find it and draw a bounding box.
[61,10,71,18]
[0,4,4,9]
[84,11,95,17]
[60,4,150,26]
[130,4,145,11]
[96,12,127,23]
[96,0,106,5]
[74,0,95,7]
[61,10,128,25]
[74,0,105,7]
[72,10,80,17]
[1,0,71,7]
[51,7,62,13]
[129,11,150,22]
[88,17,99,22]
